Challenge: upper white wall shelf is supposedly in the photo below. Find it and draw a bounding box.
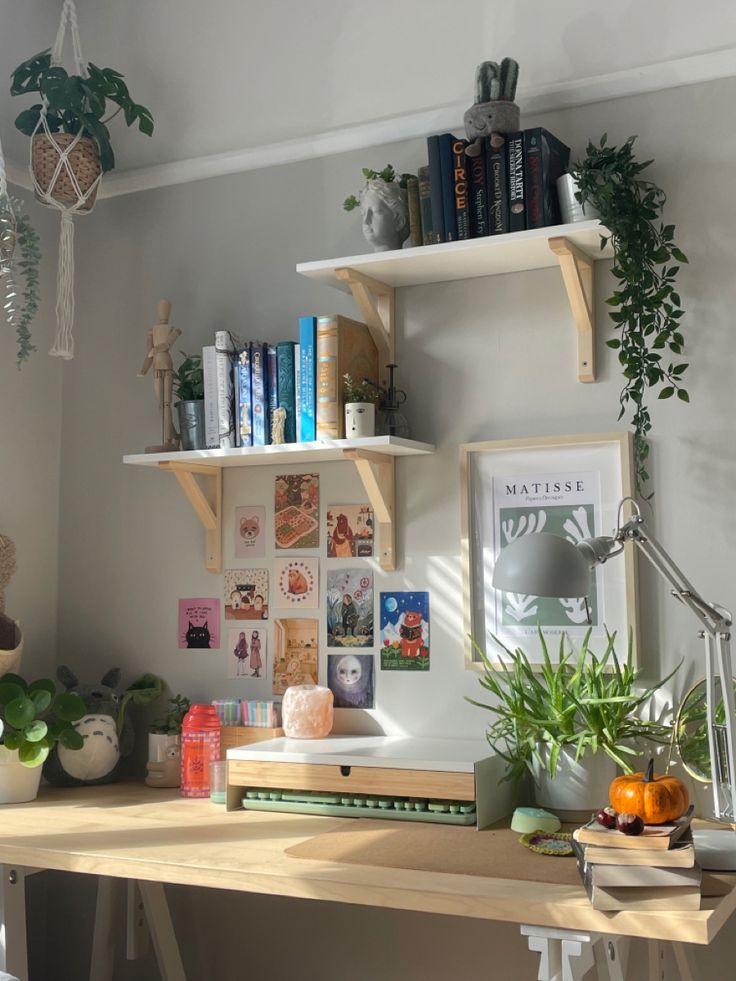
[296,220,612,290]
[297,221,613,385]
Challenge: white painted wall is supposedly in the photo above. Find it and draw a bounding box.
[24,76,733,977]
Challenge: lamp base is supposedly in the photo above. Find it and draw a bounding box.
[693,827,736,871]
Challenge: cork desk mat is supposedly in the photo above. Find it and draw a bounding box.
[286,820,582,886]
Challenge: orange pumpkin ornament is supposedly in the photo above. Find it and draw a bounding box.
[609,759,689,825]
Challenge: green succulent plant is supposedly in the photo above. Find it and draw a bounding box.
[343,165,413,212]
[343,373,381,404]
[0,673,86,767]
[150,694,191,735]
[173,352,204,402]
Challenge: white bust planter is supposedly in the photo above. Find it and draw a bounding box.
[0,745,43,804]
[345,402,375,438]
[0,620,23,678]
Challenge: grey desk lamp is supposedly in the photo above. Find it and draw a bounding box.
[492,498,736,869]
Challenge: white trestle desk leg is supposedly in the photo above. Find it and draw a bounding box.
[0,866,39,981]
[137,881,186,981]
[90,877,124,981]
[521,925,600,981]
[647,940,663,981]
[672,943,701,981]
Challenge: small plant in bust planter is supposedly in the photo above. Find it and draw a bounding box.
[146,694,191,790]
[344,165,413,253]
[0,673,85,803]
[343,373,381,438]
[173,352,206,451]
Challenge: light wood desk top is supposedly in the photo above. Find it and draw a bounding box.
[0,782,733,946]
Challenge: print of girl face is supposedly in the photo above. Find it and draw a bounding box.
[230,590,242,609]
[251,630,259,640]
[336,655,362,688]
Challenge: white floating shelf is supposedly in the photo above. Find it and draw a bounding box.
[296,219,612,290]
[123,435,434,469]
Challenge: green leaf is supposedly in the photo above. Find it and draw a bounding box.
[53,692,87,722]
[677,389,690,402]
[0,681,25,705]
[30,689,52,713]
[22,720,48,743]
[658,386,674,399]
[18,741,49,767]
[3,731,23,750]
[5,696,35,729]
[58,727,84,751]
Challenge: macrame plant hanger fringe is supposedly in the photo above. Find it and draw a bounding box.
[30,0,102,360]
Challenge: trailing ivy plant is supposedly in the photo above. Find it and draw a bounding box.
[572,135,689,493]
[1,196,41,368]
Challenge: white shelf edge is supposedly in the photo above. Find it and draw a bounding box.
[296,219,613,291]
[123,435,435,469]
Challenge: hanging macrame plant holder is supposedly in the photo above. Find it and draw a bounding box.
[29,0,102,360]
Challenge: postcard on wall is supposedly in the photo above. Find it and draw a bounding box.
[274,557,319,609]
[272,618,319,695]
[380,591,430,670]
[178,598,221,649]
[326,568,373,647]
[274,473,320,549]
[326,505,374,557]
[224,569,269,620]
[327,653,375,709]
[234,505,266,559]
[228,627,267,680]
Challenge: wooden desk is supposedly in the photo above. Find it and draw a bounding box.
[0,783,734,980]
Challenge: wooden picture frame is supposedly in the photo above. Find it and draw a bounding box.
[460,432,639,670]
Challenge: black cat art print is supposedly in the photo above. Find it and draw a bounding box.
[186,620,211,649]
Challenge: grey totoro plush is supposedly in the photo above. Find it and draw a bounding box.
[43,666,135,787]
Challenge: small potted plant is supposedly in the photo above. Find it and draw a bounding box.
[343,373,381,438]
[173,352,206,451]
[10,50,154,208]
[0,673,85,803]
[468,629,679,815]
[344,165,412,252]
[146,694,191,789]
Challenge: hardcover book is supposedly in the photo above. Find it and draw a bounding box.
[294,342,302,442]
[582,878,701,911]
[426,135,445,243]
[573,809,693,850]
[316,315,379,439]
[577,833,696,868]
[250,341,269,445]
[417,165,434,245]
[437,133,457,241]
[487,132,509,235]
[506,131,525,232]
[267,344,279,440]
[299,317,317,442]
[451,137,470,240]
[215,330,241,449]
[465,139,488,238]
[406,175,422,248]
[523,127,571,229]
[276,341,297,443]
[202,344,219,449]
[235,345,253,447]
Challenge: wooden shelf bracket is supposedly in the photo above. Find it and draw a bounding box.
[343,449,395,571]
[159,461,223,572]
[548,236,596,383]
[335,267,395,386]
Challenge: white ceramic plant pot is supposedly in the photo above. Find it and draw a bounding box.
[145,732,181,788]
[556,174,600,225]
[0,620,23,678]
[345,403,375,438]
[0,745,43,804]
[532,746,616,820]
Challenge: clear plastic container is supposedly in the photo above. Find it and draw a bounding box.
[180,704,221,798]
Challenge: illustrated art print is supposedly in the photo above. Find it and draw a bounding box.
[274,473,320,549]
[327,653,375,708]
[379,591,430,670]
[274,557,319,609]
[228,627,267,680]
[224,569,269,620]
[234,505,266,559]
[178,598,221,649]
[272,618,319,695]
[326,505,374,557]
[326,568,374,647]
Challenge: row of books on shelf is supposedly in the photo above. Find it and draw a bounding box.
[203,315,378,449]
[572,808,701,911]
[407,126,570,247]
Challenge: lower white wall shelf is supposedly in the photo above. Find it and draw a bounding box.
[123,436,435,573]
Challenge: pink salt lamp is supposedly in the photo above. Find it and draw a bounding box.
[282,684,334,739]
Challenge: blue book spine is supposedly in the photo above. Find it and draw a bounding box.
[438,133,457,241]
[426,135,445,243]
[266,344,279,440]
[235,348,253,447]
[276,341,296,443]
[298,316,317,442]
[251,341,269,445]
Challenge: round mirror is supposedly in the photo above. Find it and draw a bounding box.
[675,678,736,782]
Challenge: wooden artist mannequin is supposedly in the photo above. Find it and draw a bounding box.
[138,299,181,452]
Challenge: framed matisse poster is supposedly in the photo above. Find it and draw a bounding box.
[460,432,638,670]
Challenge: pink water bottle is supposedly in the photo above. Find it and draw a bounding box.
[180,704,221,798]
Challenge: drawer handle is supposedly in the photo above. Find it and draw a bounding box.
[340,765,351,777]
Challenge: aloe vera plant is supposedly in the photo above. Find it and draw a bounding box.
[468,629,679,783]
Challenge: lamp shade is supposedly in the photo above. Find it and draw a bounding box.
[492,533,592,598]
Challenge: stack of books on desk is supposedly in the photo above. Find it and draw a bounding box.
[572,810,700,911]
